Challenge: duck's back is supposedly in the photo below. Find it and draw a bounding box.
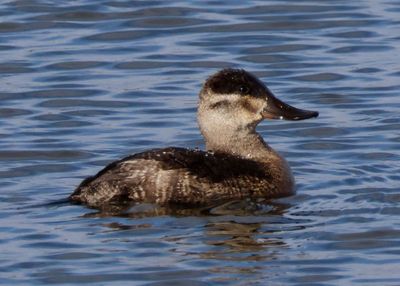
[70,147,283,208]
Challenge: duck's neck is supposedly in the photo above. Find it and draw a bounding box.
[197,108,294,192]
[197,100,286,161]
[198,116,274,160]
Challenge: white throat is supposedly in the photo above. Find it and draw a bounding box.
[197,101,271,159]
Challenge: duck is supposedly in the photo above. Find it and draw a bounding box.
[70,68,318,208]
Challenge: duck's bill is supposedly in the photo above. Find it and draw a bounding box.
[262,91,319,121]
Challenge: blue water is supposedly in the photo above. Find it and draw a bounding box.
[1,0,400,285]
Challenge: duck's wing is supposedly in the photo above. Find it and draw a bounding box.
[70,147,201,205]
[71,147,272,207]
[127,147,271,180]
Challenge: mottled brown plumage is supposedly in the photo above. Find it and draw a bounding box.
[70,69,318,208]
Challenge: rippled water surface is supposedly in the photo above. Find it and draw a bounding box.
[1,0,400,285]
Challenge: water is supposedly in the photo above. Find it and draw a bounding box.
[1,0,400,285]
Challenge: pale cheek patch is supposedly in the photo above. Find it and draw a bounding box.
[242,98,265,115]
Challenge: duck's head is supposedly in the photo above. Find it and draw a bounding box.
[198,69,318,133]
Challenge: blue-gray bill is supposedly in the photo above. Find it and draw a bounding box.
[262,87,319,121]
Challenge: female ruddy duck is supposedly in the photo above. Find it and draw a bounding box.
[70,69,318,208]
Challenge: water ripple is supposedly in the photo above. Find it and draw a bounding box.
[1,0,400,285]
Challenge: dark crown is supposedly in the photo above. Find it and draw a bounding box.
[204,68,265,97]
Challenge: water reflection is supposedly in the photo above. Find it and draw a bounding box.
[90,201,293,283]
[203,220,284,256]
[80,199,290,218]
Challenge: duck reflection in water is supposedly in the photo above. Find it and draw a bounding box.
[92,200,291,282]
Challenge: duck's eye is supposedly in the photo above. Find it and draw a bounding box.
[239,85,250,95]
